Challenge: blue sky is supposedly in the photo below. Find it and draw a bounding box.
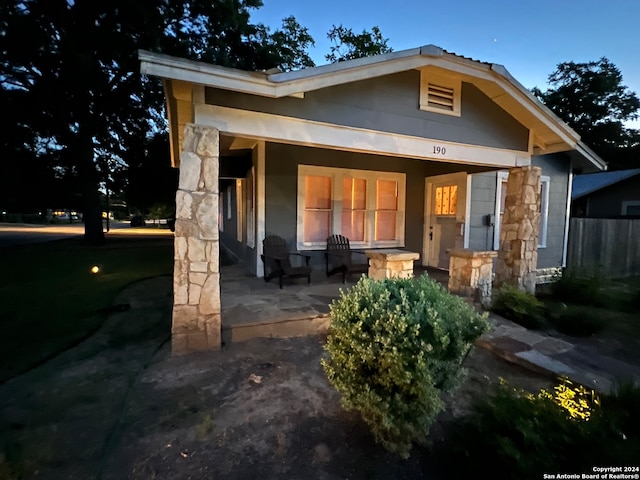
[252,0,640,126]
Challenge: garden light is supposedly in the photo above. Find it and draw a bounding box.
[90,265,102,275]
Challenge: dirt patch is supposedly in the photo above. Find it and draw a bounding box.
[0,275,555,480]
[98,337,553,480]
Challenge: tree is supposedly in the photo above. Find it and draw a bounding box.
[0,1,315,242]
[325,24,392,63]
[532,58,640,169]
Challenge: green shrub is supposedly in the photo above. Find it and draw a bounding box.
[548,304,605,336]
[491,284,545,329]
[321,275,490,458]
[551,267,607,306]
[446,380,640,479]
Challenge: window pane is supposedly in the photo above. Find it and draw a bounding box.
[343,178,366,209]
[377,180,397,210]
[304,211,330,242]
[305,176,332,209]
[342,211,365,241]
[442,186,450,215]
[376,211,397,241]
[449,185,457,215]
[435,187,442,214]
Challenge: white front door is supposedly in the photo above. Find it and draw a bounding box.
[424,172,469,269]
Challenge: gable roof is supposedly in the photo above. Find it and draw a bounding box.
[572,168,640,199]
[138,45,605,172]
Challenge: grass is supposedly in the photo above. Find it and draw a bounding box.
[0,235,173,383]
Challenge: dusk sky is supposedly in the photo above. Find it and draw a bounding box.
[252,0,640,127]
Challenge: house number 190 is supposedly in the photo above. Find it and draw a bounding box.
[433,146,446,155]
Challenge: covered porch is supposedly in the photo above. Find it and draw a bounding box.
[219,256,449,345]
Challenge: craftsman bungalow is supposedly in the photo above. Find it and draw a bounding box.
[139,45,605,354]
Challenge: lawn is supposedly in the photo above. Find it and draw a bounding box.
[0,235,173,383]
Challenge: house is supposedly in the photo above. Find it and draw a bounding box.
[571,168,640,218]
[138,45,605,354]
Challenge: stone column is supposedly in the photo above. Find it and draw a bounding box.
[365,249,420,280]
[494,166,541,294]
[447,249,497,306]
[172,124,221,355]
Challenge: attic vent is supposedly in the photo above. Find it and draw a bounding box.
[419,70,461,117]
[427,84,454,111]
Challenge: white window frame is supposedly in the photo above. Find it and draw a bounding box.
[246,166,256,248]
[538,175,550,248]
[621,201,640,216]
[493,171,549,250]
[419,70,461,117]
[235,179,244,242]
[297,165,406,250]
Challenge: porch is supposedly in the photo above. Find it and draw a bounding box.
[220,260,449,345]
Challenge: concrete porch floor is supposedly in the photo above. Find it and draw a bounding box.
[220,263,449,345]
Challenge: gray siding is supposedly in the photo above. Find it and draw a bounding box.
[468,172,499,251]
[219,179,257,271]
[206,71,528,151]
[584,176,640,217]
[534,154,570,269]
[467,153,571,270]
[264,143,479,268]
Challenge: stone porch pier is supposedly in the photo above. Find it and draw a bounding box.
[447,249,497,306]
[172,124,221,355]
[365,249,420,280]
[494,165,541,294]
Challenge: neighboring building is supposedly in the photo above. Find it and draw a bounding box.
[571,168,640,218]
[139,45,605,353]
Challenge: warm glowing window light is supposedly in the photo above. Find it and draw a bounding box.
[434,185,457,215]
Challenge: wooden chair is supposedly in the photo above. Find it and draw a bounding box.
[260,235,312,289]
[325,234,369,284]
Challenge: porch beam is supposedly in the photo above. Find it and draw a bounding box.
[196,104,530,169]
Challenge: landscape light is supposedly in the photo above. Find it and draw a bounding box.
[90,265,101,275]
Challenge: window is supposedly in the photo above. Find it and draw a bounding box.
[493,171,549,249]
[297,165,405,249]
[419,70,461,117]
[434,185,458,215]
[246,167,256,247]
[622,201,640,216]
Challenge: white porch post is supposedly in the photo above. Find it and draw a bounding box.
[172,124,221,354]
[494,165,541,294]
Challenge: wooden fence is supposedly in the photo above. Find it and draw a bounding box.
[567,218,640,278]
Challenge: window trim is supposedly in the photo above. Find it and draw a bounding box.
[419,70,461,117]
[493,171,549,250]
[621,200,640,216]
[297,165,406,250]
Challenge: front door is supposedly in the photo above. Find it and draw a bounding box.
[424,173,468,269]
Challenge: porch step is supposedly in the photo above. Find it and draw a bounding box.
[221,314,330,345]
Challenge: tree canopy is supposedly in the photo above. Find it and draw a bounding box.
[1,1,392,241]
[325,24,392,63]
[533,58,640,170]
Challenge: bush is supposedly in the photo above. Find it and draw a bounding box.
[551,267,607,306]
[491,284,545,329]
[548,304,605,336]
[447,379,640,479]
[321,275,490,458]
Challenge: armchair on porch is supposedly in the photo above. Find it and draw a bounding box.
[261,235,312,289]
[325,234,369,284]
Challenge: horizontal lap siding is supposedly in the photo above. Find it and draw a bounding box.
[205,71,528,151]
[264,143,474,268]
[467,154,571,269]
